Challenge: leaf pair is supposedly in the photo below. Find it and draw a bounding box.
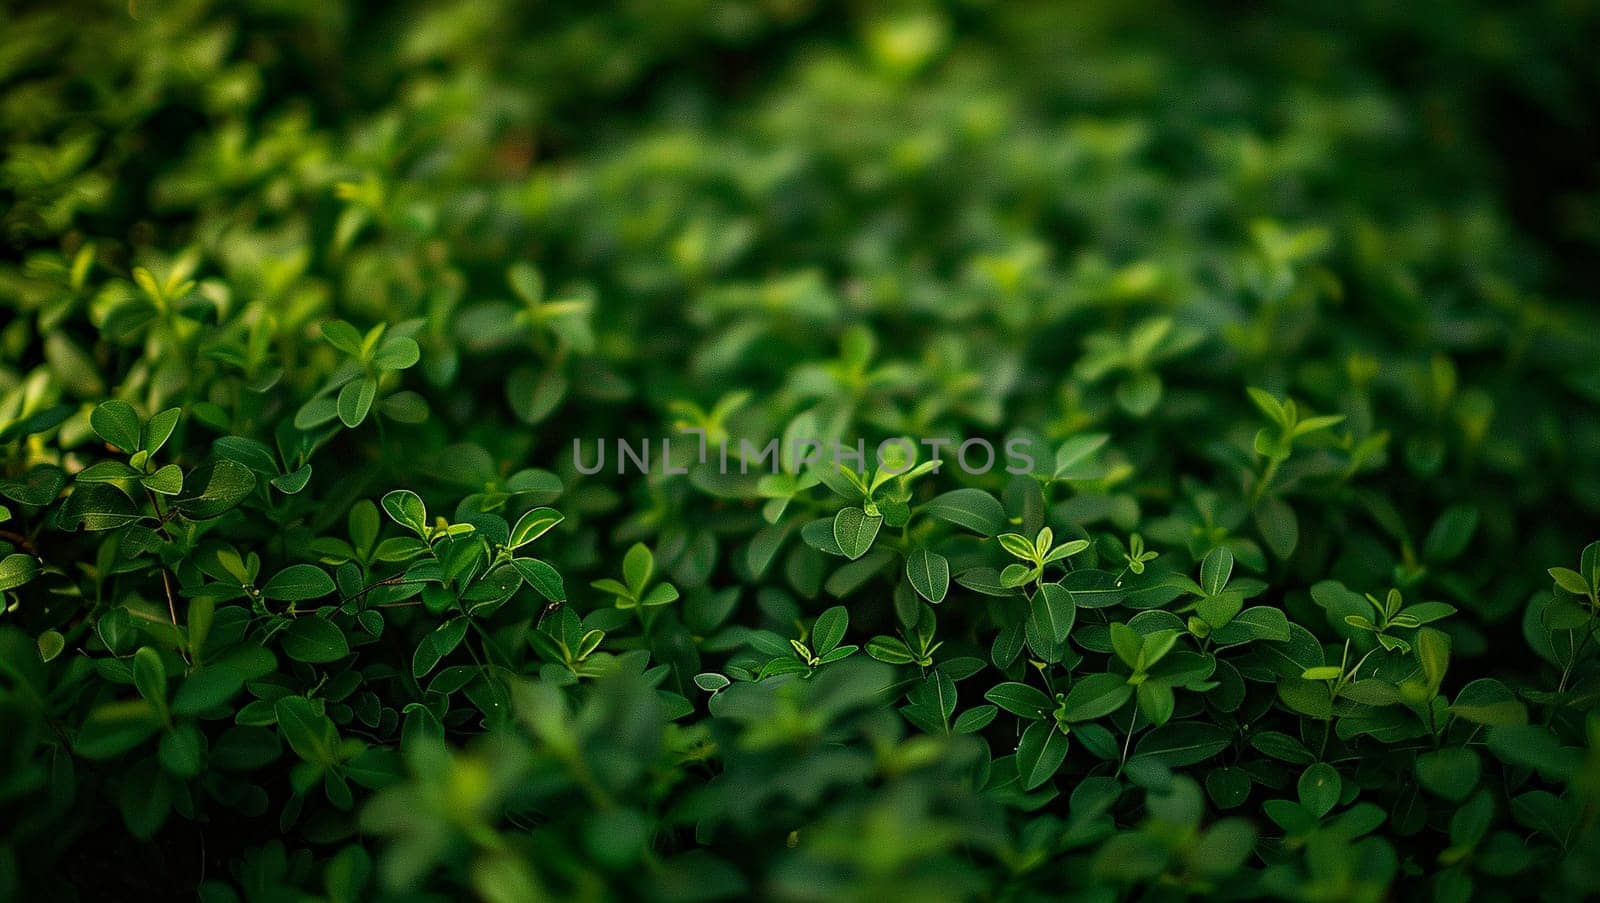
[591,544,679,609]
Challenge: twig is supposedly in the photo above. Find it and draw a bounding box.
[0,529,38,555]
[161,568,190,666]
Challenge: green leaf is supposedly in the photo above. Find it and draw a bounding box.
[1208,606,1291,646]
[1394,601,1457,627]
[1206,767,1253,809]
[1249,730,1315,765]
[1016,720,1070,790]
[1297,763,1341,818]
[382,490,428,536]
[142,408,181,456]
[1132,721,1231,767]
[1042,539,1090,564]
[75,461,143,483]
[811,606,849,656]
[1061,673,1133,722]
[90,400,142,452]
[507,367,567,424]
[1449,679,1528,727]
[1033,582,1076,644]
[832,507,882,560]
[1200,547,1234,596]
[173,459,256,519]
[1116,371,1162,416]
[1051,434,1109,480]
[262,564,335,601]
[0,553,39,592]
[1423,505,1479,562]
[1109,622,1142,669]
[920,488,1005,536]
[641,583,680,607]
[1416,626,1450,693]
[141,463,184,495]
[1255,497,1298,559]
[59,483,141,531]
[37,629,65,662]
[693,673,730,692]
[1136,681,1175,726]
[132,646,168,713]
[866,636,917,665]
[997,532,1037,561]
[1196,590,1243,629]
[0,465,66,506]
[275,696,339,766]
[1061,569,1128,608]
[985,681,1052,718]
[159,723,206,777]
[623,543,654,594]
[271,465,313,494]
[172,648,276,715]
[1247,387,1288,427]
[1548,567,1590,596]
[117,759,171,839]
[1416,748,1481,803]
[509,507,563,548]
[294,395,340,430]
[1278,678,1333,718]
[1485,725,1580,781]
[1000,563,1036,588]
[337,376,377,428]
[320,320,364,355]
[511,557,566,602]
[954,705,998,734]
[281,617,350,663]
[74,700,161,758]
[1189,818,1256,878]
[905,548,950,604]
[372,335,421,370]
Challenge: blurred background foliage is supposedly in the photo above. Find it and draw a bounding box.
[3,0,1600,900]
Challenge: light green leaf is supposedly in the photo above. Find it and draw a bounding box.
[623,543,654,594]
[90,400,142,452]
[509,507,563,549]
[832,507,882,561]
[1549,567,1590,596]
[37,629,65,662]
[905,548,950,603]
[337,376,377,428]
[382,490,428,536]
[0,553,39,592]
[140,464,184,496]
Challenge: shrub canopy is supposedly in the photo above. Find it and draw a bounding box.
[2,1,1600,901]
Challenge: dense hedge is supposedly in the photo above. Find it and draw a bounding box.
[3,1,1600,900]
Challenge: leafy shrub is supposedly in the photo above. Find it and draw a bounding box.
[3,1,1600,901]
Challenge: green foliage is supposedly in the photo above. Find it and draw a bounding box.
[3,1,1600,901]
